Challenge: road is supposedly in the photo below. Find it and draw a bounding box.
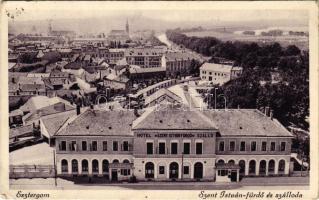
[156,33,210,63]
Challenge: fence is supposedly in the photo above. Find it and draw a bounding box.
[9,164,56,179]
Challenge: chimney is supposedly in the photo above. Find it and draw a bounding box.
[265,106,270,116]
[76,105,81,115]
[270,109,274,120]
[90,104,94,109]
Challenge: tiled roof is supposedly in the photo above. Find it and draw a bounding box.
[132,106,217,130]
[55,109,137,136]
[20,96,73,112]
[20,84,46,92]
[202,109,293,137]
[144,88,183,105]
[24,102,75,122]
[10,125,33,139]
[41,111,76,137]
[200,62,233,73]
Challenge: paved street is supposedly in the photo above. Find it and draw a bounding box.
[10,176,309,190]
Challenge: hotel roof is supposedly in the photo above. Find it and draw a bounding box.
[202,109,293,137]
[41,111,76,138]
[55,109,138,136]
[132,106,217,130]
[144,88,183,106]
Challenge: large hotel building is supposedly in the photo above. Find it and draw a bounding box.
[53,105,293,182]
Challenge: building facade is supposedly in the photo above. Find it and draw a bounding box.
[53,107,293,182]
[162,52,197,77]
[125,47,164,68]
[54,110,137,181]
[200,62,243,85]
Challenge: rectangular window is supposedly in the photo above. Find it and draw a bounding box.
[103,141,107,151]
[270,142,276,151]
[229,141,235,151]
[280,142,286,151]
[71,141,76,151]
[147,142,153,155]
[92,141,97,151]
[219,141,224,151]
[120,169,130,176]
[251,141,257,151]
[240,141,246,151]
[159,142,165,154]
[61,141,66,151]
[113,141,118,151]
[196,142,203,155]
[159,166,165,174]
[183,142,190,154]
[262,141,267,151]
[123,141,129,151]
[183,166,189,175]
[171,142,178,154]
[82,141,87,151]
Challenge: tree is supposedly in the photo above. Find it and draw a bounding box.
[284,45,301,56]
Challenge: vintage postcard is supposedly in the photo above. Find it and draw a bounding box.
[0,1,318,199]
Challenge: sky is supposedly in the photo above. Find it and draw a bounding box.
[4,1,309,24]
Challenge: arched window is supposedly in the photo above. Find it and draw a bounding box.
[249,160,256,175]
[259,160,267,175]
[61,159,68,173]
[169,162,179,179]
[228,160,235,165]
[92,159,99,173]
[239,160,245,174]
[268,160,275,173]
[145,162,154,178]
[82,159,88,172]
[102,160,109,173]
[194,162,203,179]
[123,159,130,164]
[113,159,119,163]
[278,160,285,173]
[217,159,225,164]
[71,159,78,173]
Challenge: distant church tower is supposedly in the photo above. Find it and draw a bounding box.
[126,19,129,35]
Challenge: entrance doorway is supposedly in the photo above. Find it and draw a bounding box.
[169,162,179,179]
[194,162,203,179]
[111,169,118,181]
[230,170,237,182]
